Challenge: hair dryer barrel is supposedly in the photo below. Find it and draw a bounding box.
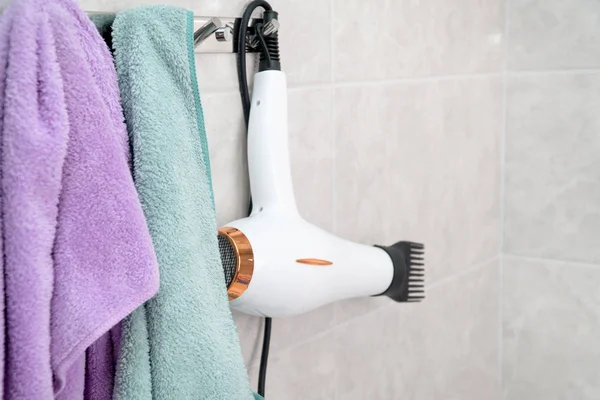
[220,216,395,317]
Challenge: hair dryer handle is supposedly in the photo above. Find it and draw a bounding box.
[247,70,297,215]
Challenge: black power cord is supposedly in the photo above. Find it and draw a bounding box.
[235,1,277,397]
[236,0,272,124]
[257,317,272,396]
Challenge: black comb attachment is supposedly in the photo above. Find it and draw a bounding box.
[374,241,425,303]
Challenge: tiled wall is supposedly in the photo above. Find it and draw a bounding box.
[83,0,506,399]
[503,1,600,399]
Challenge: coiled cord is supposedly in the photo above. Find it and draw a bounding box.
[257,25,280,64]
[263,35,280,62]
[236,0,272,124]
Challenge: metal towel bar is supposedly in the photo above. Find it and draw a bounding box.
[87,12,250,53]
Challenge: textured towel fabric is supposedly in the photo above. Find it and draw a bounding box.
[111,6,254,400]
[84,329,119,400]
[0,0,159,398]
[0,7,11,399]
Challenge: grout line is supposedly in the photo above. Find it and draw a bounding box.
[507,68,600,76]
[499,0,511,390]
[329,0,338,397]
[288,82,335,92]
[503,254,600,269]
[498,255,504,389]
[201,72,504,96]
[200,86,240,95]
[500,9,509,257]
[330,72,501,88]
[200,67,600,97]
[329,0,335,85]
[330,4,337,239]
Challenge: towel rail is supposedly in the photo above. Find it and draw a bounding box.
[87,11,263,54]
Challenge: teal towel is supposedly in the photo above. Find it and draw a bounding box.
[110,6,255,399]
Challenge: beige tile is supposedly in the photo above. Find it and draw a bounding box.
[201,92,250,227]
[505,73,600,263]
[333,82,392,246]
[232,307,337,372]
[334,76,502,321]
[503,257,600,400]
[269,303,336,357]
[288,88,334,231]
[335,259,500,400]
[334,77,501,314]
[233,306,337,373]
[195,53,258,93]
[248,329,337,400]
[333,0,504,81]
[333,295,391,325]
[270,0,332,86]
[508,0,600,70]
[232,310,263,368]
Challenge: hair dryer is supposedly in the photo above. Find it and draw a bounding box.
[217,10,424,318]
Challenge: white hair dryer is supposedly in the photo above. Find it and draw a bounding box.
[217,9,424,318]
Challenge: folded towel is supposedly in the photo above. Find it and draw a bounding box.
[0,0,159,398]
[110,6,254,399]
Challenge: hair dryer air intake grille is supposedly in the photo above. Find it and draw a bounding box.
[217,227,255,300]
[218,235,237,287]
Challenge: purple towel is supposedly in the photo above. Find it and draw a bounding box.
[84,330,118,400]
[0,5,11,399]
[0,0,159,398]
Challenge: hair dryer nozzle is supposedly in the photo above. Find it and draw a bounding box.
[375,241,425,303]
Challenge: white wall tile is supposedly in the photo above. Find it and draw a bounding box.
[333,0,505,81]
[334,76,502,321]
[269,304,336,358]
[334,76,502,282]
[335,259,500,400]
[504,73,600,263]
[202,92,250,227]
[233,304,337,370]
[232,310,263,368]
[508,0,600,70]
[288,88,334,230]
[503,257,600,400]
[270,0,332,86]
[248,330,337,400]
[504,2,600,399]
[195,53,257,94]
